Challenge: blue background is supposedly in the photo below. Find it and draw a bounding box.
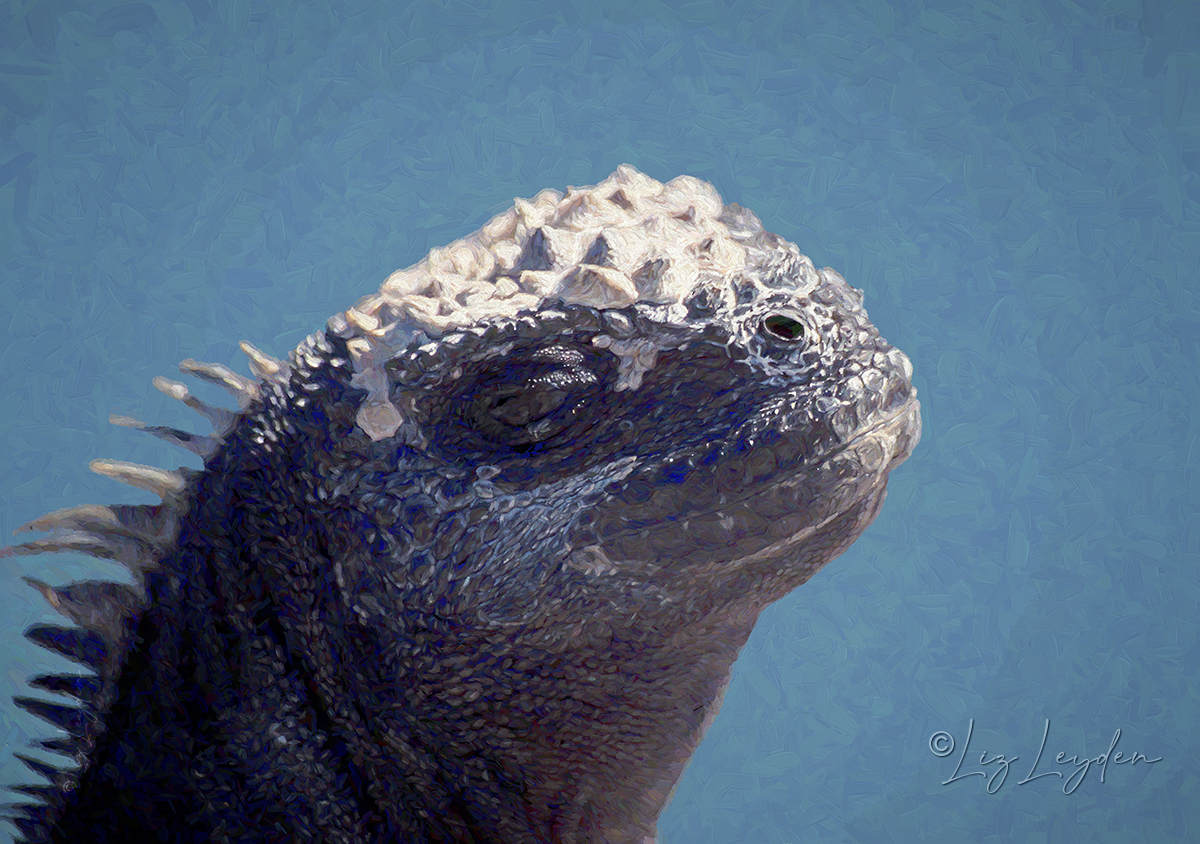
[1,0,1197,841]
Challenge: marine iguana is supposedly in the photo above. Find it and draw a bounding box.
[4,165,920,843]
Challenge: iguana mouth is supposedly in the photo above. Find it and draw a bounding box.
[671,398,920,583]
[718,393,919,526]
[837,391,922,467]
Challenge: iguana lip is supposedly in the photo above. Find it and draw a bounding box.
[736,393,920,511]
[705,398,920,570]
[832,392,921,467]
[579,393,920,561]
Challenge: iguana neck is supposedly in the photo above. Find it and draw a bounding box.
[45,345,761,844]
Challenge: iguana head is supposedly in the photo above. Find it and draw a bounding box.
[6,166,919,843]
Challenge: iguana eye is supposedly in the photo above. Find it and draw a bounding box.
[761,314,805,342]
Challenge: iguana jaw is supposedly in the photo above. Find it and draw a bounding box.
[555,361,919,577]
[721,392,921,563]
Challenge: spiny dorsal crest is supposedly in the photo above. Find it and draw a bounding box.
[3,339,286,823]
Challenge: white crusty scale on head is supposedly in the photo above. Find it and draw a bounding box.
[324,164,826,441]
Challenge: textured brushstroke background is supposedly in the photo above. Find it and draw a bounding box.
[1,0,1196,841]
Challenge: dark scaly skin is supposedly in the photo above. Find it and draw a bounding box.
[7,195,920,843]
